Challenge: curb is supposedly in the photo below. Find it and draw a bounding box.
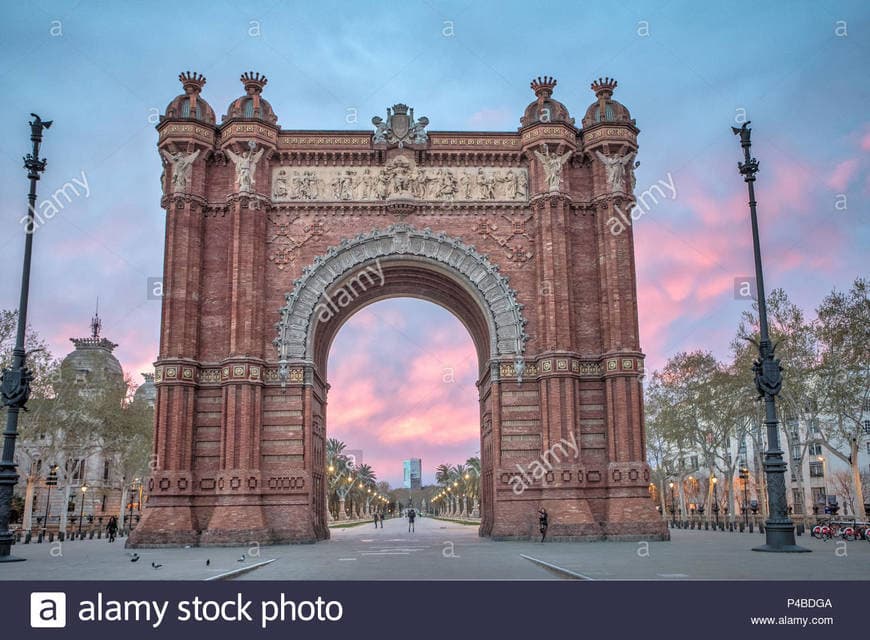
[204,558,277,581]
[520,554,594,580]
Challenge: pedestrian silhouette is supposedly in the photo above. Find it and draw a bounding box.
[106,516,118,543]
[408,508,416,532]
[374,511,379,528]
[538,508,548,542]
[379,512,384,528]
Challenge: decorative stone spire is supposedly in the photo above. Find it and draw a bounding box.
[241,71,268,113]
[591,77,618,119]
[90,298,102,339]
[530,75,557,107]
[178,71,206,114]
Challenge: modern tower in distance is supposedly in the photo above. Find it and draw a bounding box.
[403,459,422,489]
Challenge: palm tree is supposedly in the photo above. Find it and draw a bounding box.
[452,464,468,515]
[465,456,481,516]
[354,464,377,516]
[326,438,352,519]
[435,463,454,515]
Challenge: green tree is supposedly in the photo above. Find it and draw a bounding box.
[813,278,869,519]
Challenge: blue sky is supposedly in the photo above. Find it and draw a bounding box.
[0,1,867,485]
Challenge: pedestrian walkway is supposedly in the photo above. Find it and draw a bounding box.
[1,518,867,581]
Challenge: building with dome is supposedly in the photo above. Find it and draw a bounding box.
[12,312,154,536]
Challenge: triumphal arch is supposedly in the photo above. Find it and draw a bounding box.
[129,71,667,546]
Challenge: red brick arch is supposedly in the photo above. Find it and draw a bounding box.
[129,73,667,547]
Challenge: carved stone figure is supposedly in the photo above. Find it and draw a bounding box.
[533,145,572,192]
[477,169,495,200]
[160,148,200,193]
[516,171,528,199]
[372,116,389,144]
[436,168,457,200]
[332,170,355,200]
[273,169,289,198]
[460,172,475,199]
[226,141,265,193]
[358,168,374,200]
[595,149,635,193]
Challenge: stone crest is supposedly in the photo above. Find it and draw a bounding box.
[372,104,429,147]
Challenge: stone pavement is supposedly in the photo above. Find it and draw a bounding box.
[1,516,867,580]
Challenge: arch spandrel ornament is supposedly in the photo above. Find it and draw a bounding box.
[274,224,529,377]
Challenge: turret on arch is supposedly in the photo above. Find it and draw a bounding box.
[129,72,667,547]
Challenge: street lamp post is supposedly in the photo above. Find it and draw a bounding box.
[669,481,676,527]
[732,122,809,552]
[0,114,52,562]
[740,466,750,528]
[77,485,88,536]
[712,477,719,527]
[42,464,58,537]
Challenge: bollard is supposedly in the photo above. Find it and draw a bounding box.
[89,530,95,540]
[48,532,54,543]
[739,523,745,533]
[24,531,31,544]
[58,532,65,542]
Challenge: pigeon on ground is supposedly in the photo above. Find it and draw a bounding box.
[238,554,246,562]
[206,559,210,566]
[151,561,162,569]
[130,553,140,563]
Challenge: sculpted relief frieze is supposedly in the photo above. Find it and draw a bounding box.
[271,156,529,204]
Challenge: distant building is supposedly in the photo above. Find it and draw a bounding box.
[12,313,154,532]
[403,458,422,489]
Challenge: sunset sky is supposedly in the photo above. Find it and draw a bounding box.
[0,2,867,486]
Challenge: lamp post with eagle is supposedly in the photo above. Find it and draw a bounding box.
[732,122,808,553]
[0,114,52,561]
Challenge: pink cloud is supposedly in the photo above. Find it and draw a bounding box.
[826,159,859,190]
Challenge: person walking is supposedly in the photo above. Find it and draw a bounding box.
[106,516,118,543]
[407,508,416,533]
[374,510,379,528]
[378,512,384,528]
[538,508,548,542]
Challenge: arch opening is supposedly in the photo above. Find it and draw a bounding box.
[325,298,481,524]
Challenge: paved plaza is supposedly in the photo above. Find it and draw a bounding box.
[1,516,868,581]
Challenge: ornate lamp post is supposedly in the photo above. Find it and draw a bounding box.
[77,485,89,536]
[42,463,58,537]
[733,122,808,552]
[0,114,52,562]
[669,481,676,527]
[712,477,720,527]
[739,466,750,528]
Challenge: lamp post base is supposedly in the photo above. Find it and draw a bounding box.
[0,554,26,563]
[752,522,811,553]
